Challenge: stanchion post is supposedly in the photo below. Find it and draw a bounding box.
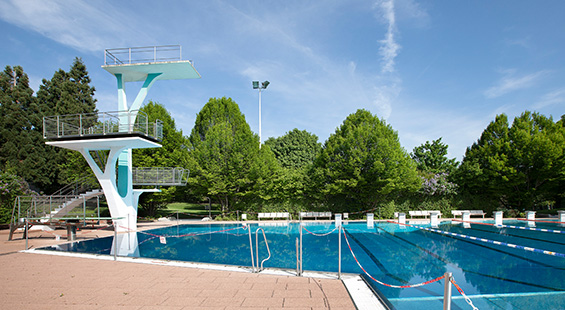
[296,238,300,276]
[113,224,118,261]
[25,218,29,250]
[300,224,303,276]
[338,225,342,279]
[443,272,452,310]
[248,226,255,272]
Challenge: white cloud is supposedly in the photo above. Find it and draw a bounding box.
[375,0,401,73]
[484,70,548,98]
[0,0,146,53]
[534,88,565,109]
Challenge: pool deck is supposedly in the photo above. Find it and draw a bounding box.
[0,221,364,310]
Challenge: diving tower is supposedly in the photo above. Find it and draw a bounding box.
[43,45,200,232]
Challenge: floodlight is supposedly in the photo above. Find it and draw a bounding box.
[262,81,270,89]
[252,81,259,89]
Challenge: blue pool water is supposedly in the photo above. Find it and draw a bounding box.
[41,220,565,309]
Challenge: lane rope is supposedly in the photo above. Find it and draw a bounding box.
[388,221,565,258]
[517,218,565,225]
[452,219,564,234]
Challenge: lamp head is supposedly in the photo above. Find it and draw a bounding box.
[252,81,259,89]
[262,81,270,89]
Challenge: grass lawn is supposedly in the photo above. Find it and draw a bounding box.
[158,202,222,219]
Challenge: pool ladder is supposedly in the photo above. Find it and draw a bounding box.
[248,227,271,272]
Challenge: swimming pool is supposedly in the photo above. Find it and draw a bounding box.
[41,220,565,309]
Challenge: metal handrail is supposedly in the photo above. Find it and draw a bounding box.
[104,45,183,65]
[132,167,188,186]
[255,228,271,272]
[43,110,163,141]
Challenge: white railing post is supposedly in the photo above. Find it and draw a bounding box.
[443,272,452,310]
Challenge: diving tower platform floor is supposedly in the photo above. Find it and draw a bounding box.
[102,61,200,82]
[46,135,161,151]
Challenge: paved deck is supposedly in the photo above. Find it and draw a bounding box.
[0,222,358,309]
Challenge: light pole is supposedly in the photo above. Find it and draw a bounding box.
[252,80,269,146]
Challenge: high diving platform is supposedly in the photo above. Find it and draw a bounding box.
[39,45,200,232]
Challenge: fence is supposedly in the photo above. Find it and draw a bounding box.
[43,110,163,140]
[104,45,185,65]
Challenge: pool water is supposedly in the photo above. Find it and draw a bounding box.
[41,220,565,309]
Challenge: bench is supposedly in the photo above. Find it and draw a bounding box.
[451,210,486,218]
[408,210,442,219]
[257,212,290,221]
[299,212,332,220]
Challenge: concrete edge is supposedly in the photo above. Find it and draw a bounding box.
[342,275,387,310]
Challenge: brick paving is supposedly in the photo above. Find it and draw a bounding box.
[0,222,357,309]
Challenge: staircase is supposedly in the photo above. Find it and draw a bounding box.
[47,189,105,218]
[9,177,103,240]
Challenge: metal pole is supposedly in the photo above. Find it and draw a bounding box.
[248,226,255,272]
[296,238,300,276]
[299,224,303,276]
[25,218,28,250]
[83,196,86,226]
[338,225,342,279]
[255,229,259,272]
[258,88,262,147]
[443,272,452,310]
[114,223,118,261]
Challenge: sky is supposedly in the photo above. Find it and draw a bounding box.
[1,0,564,160]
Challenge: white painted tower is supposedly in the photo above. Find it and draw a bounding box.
[43,45,200,231]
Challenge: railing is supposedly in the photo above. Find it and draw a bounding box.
[43,110,163,141]
[255,228,271,272]
[132,167,188,186]
[104,45,185,65]
[10,193,104,227]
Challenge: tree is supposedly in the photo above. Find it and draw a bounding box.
[264,129,321,170]
[311,109,420,211]
[0,65,55,192]
[457,111,565,209]
[187,97,277,213]
[0,170,36,223]
[133,101,191,217]
[411,138,458,174]
[36,58,98,191]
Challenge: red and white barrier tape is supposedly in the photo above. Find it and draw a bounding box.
[342,228,445,288]
[302,225,338,236]
[450,278,479,310]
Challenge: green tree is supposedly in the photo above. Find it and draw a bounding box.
[457,111,565,209]
[0,65,56,192]
[36,58,98,191]
[187,97,277,213]
[411,138,458,174]
[263,129,320,208]
[311,109,420,212]
[264,129,321,170]
[133,101,190,217]
[0,170,36,223]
